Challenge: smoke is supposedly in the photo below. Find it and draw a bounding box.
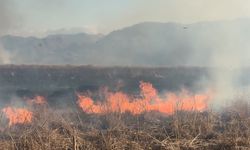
[0,0,248,108]
[195,20,250,107]
[0,0,16,64]
[0,45,10,64]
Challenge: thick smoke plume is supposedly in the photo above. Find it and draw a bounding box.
[199,20,250,107]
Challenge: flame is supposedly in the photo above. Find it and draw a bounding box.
[27,96,47,105]
[77,95,102,113]
[77,81,211,115]
[2,96,46,126]
[2,107,33,126]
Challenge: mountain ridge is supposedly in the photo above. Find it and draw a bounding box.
[1,18,250,66]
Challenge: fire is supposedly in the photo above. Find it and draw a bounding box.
[2,107,33,126]
[77,81,211,115]
[2,96,46,126]
[77,95,102,113]
[27,96,47,105]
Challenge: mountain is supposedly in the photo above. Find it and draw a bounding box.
[1,18,250,66]
[0,33,102,64]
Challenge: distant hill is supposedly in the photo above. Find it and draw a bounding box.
[0,33,102,64]
[1,18,250,66]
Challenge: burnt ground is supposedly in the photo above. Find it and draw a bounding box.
[0,65,211,106]
[0,65,250,107]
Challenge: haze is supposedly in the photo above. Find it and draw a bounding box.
[3,0,250,36]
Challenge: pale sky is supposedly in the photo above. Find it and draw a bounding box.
[6,0,250,35]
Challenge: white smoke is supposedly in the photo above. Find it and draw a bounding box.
[0,0,17,64]
[0,44,11,64]
[206,21,250,108]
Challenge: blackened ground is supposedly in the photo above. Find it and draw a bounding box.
[0,65,209,104]
[0,65,250,106]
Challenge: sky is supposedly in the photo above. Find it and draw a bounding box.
[4,0,250,36]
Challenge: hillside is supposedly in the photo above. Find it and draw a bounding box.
[1,18,250,66]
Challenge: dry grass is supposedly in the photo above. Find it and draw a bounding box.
[0,102,249,150]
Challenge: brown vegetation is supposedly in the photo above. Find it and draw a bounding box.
[0,101,249,150]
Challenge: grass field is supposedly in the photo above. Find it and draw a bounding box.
[0,65,249,149]
[0,98,249,150]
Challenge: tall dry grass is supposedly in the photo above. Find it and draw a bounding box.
[0,100,249,150]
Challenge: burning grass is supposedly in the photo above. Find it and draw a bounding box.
[77,81,211,115]
[0,103,249,150]
[0,82,249,149]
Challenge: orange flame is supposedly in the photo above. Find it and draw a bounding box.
[77,81,211,115]
[2,107,33,126]
[27,96,47,105]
